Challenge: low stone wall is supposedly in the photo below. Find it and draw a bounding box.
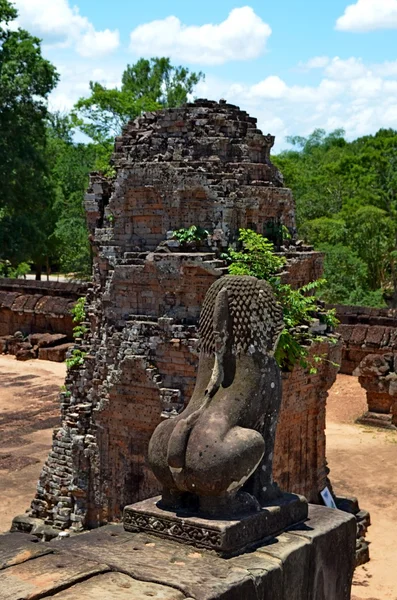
[0,279,88,340]
[330,304,397,375]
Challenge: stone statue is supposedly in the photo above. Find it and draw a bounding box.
[148,275,284,517]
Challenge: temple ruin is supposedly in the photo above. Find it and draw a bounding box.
[3,101,366,575]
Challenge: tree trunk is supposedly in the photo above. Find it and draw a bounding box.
[35,264,42,281]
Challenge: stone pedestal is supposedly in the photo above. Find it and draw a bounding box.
[123,493,308,556]
[0,505,356,600]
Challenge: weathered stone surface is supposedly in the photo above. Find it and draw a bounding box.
[51,530,274,600]
[0,279,87,339]
[15,342,35,361]
[123,494,308,555]
[330,304,397,374]
[29,333,68,348]
[0,552,109,600]
[356,352,397,429]
[38,343,74,362]
[0,505,355,600]
[0,532,53,570]
[252,532,311,599]
[46,572,186,599]
[289,505,356,600]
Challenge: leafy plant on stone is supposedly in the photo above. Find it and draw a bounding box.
[173,225,209,244]
[228,229,286,280]
[66,348,87,370]
[225,229,339,371]
[67,297,88,369]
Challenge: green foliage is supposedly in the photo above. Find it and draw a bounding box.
[300,218,347,247]
[65,348,87,370]
[0,260,30,278]
[172,225,209,244]
[66,297,88,369]
[71,297,87,328]
[0,1,60,278]
[47,114,95,276]
[72,58,204,147]
[226,229,338,371]
[227,229,286,280]
[0,0,58,214]
[274,127,397,307]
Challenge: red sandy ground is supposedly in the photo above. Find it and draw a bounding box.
[0,356,395,599]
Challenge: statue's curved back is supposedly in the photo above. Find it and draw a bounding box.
[148,275,285,516]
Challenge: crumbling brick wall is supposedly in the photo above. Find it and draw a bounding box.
[274,340,341,502]
[0,279,87,339]
[330,304,397,375]
[357,353,397,428]
[20,100,339,533]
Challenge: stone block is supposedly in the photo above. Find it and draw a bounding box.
[29,333,68,348]
[0,532,53,570]
[288,504,356,600]
[45,572,185,599]
[38,343,73,362]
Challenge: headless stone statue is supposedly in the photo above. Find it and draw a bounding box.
[148,275,285,517]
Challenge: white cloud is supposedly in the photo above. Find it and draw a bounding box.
[129,7,271,65]
[324,57,367,80]
[250,76,287,99]
[194,56,397,150]
[75,27,120,58]
[299,56,330,70]
[13,0,120,57]
[48,63,123,113]
[336,0,397,32]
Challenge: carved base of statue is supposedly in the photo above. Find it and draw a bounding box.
[123,493,308,556]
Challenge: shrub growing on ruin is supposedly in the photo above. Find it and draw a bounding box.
[225,229,339,371]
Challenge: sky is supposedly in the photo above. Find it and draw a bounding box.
[11,0,397,150]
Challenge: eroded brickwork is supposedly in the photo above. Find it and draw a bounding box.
[357,353,397,428]
[0,279,87,339]
[330,304,397,374]
[21,100,338,533]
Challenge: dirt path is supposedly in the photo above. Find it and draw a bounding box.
[0,357,396,598]
[327,374,397,600]
[0,355,66,531]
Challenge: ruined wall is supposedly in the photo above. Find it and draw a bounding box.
[20,100,338,533]
[0,279,87,339]
[331,304,397,374]
[275,340,341,502]
[356,353,397,428]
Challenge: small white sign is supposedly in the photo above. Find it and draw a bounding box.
[320,486,337,509]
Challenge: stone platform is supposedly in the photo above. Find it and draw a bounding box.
[123,493,308,556]
[0,505,356,600]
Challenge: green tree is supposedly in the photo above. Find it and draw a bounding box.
[46,114,97,277]
[72,57,204,170]
[274,128,397,307]
[0,0,59,278]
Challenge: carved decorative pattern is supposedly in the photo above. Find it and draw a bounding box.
[124,509,222,550]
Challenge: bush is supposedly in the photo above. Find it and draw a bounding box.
[225,229,338,371]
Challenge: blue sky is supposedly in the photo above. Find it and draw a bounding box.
[12,0,397,149]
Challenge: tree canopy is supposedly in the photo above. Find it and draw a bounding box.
[273,128,397,307]
[72,57,204,144]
